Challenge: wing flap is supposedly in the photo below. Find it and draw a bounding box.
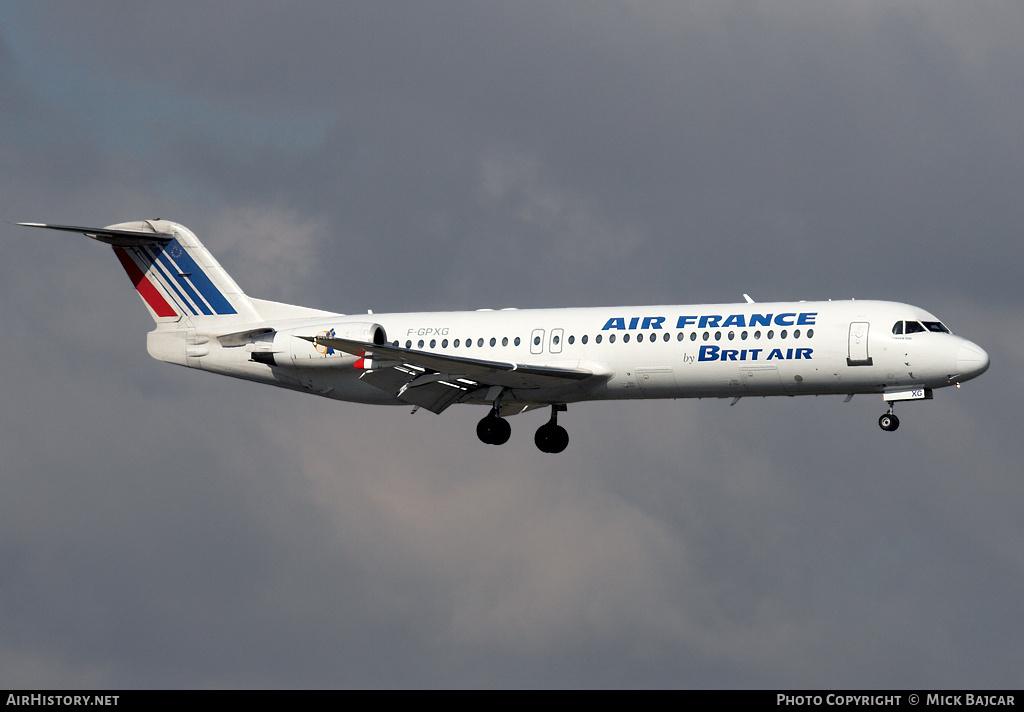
[358,363,487,414]
[399,377,474,414]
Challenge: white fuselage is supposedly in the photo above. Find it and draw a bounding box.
[158,298,988,408]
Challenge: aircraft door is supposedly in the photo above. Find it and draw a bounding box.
[549,328,564,354]
[847,322,873,366]
[530,329,545,355]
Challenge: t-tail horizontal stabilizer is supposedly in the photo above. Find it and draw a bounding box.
[17,222,174,247]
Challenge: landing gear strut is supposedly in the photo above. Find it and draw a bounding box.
[535,404,569,453]
[477,407,511,445]
[878,404,900,432]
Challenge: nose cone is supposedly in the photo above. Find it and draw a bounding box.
[956,340,990,381]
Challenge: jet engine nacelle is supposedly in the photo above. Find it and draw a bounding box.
[266,321,387,369]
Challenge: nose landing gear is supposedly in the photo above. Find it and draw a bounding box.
[878,405,900,432]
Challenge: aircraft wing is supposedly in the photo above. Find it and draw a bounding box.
[298,334,603,414]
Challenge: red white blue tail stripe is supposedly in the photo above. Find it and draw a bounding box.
[115,240,237,318]
[112,247,178,318]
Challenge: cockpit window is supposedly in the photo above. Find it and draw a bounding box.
[894,320,951,335]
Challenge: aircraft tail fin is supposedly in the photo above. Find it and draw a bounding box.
[20,220,264,325]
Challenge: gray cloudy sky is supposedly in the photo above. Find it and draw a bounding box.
[1,1,1022,688]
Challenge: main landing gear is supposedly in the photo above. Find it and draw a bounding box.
[475,404,569,453]
[878,405,900,432]
[476,407,511,445]
[534,404,569,454]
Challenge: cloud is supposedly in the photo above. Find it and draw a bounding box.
[1,1,1022,688]
[206,206,328,304]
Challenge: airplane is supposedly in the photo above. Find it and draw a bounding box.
[19,220,990,453]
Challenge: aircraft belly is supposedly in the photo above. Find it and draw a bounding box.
[777,358,825,394]
[636,366,679,395]
[740,364,784,395]
[676,360,745,397]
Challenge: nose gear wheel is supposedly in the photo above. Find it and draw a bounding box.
[878,404,900,432]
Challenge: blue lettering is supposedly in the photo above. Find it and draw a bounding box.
[768,348,785,360]
[602,317,626,331]
[796,348,813,359]
[721,349,739,361]
[748,348,763,360]
[674,312,817,331]
[698,345,720,361]
[642,316,665,329]
[628,316,640,330]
